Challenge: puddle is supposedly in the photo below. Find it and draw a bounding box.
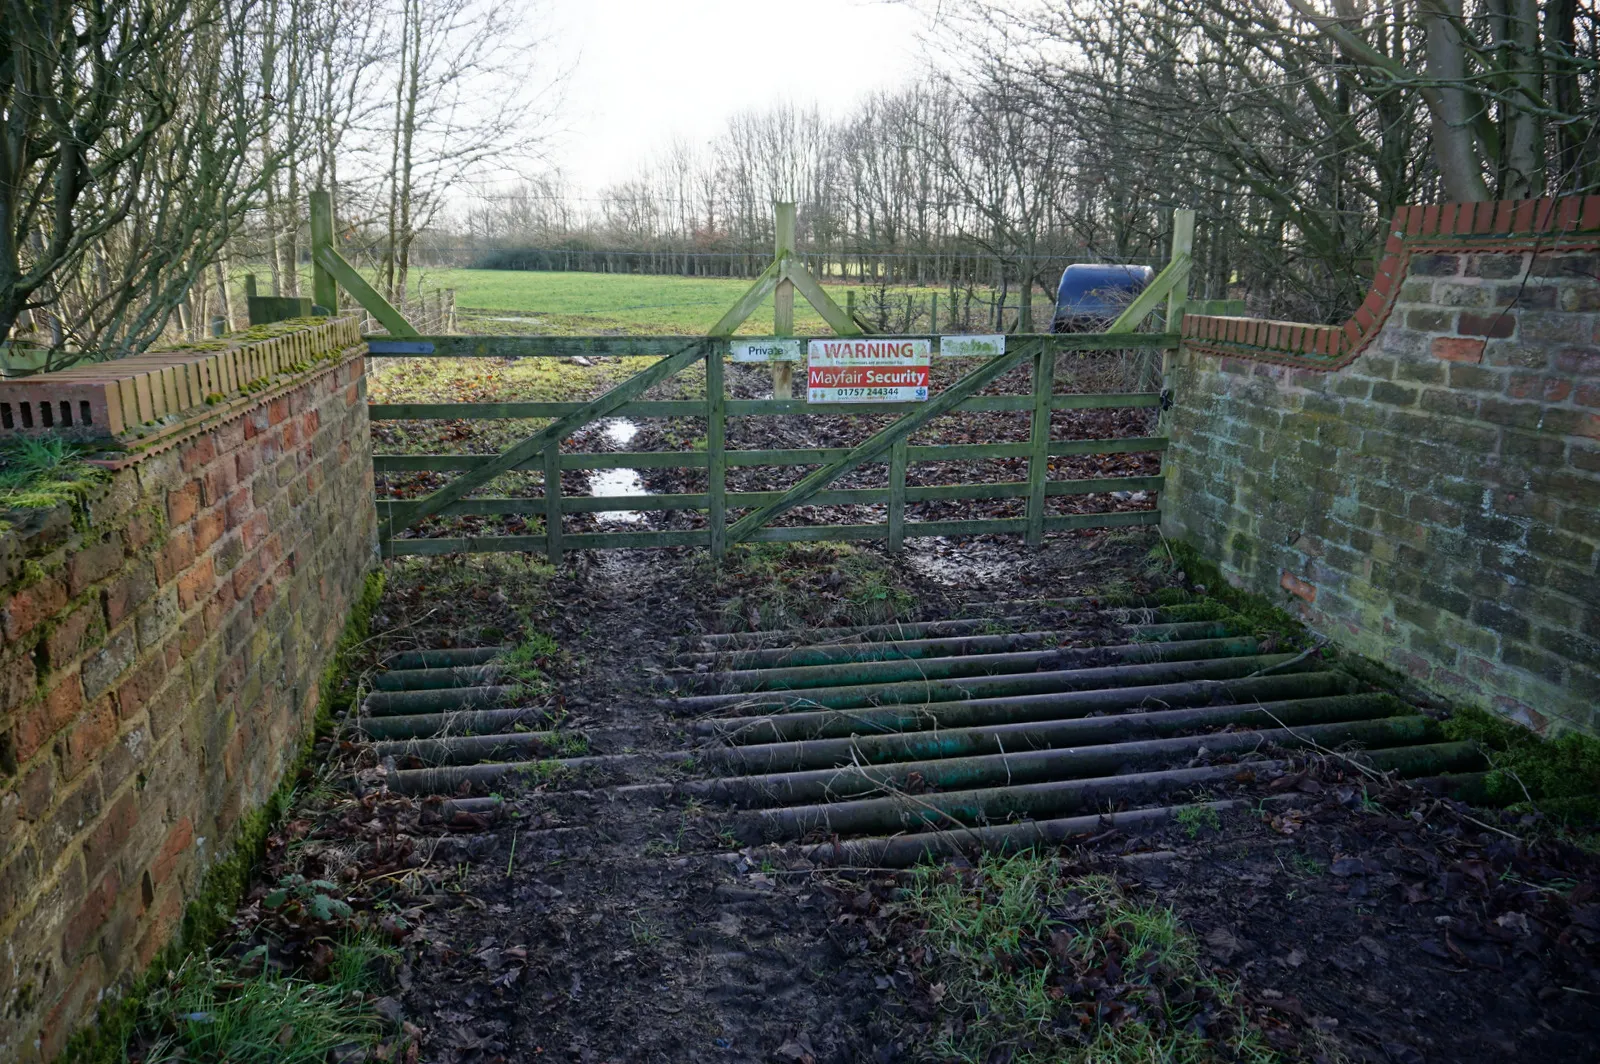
[588,419,645,523]
[487,316,547,325]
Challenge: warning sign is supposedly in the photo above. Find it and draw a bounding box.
[807,339,931,403]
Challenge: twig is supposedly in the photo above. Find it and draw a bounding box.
[1244,640,1324,678]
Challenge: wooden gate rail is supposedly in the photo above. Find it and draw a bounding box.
[309,184,1195,556]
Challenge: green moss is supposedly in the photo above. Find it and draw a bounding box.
[59,568,384,1064]
[1162,539,1309,647]
[1441,705,1600,823]
[0,436,109,515]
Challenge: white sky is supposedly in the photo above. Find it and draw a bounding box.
[543,0,932,195]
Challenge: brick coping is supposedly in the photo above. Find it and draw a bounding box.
[1180,194,1600,371]
[0,317,363,442]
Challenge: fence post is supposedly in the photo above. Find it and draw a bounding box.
[1161,208,1196,432]
[930,293,939,334]
[544,442,563,561]
[309,188,338,313]
[846,289,856,326]
[706,342,727,560]
[1166,209,1195,329]
[1025,341,1056,547]
[773,202,796,398]
[888,438,908,551]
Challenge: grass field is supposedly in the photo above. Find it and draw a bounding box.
[264,265,970,335]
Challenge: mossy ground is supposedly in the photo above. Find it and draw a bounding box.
[698,540,917,632]
[893,854,1279,1063]
[1161,536,1600,830]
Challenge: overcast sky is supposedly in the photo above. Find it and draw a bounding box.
[543,0,932,194]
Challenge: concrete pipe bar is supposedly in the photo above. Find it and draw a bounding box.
[736,742,1484,842]
[387,752,674,794]
[373,664,503,691]
[801,772,1495,866]
[384,646,506,670]
[370,730,564,766]
[704,694,1404,773]
[693,671,1356,743]
[676,622,1238,671]
[693,714,1434,807]
[358,707,549,740]
[364,685,519,716]
[665,652,1305,715]
[677,636,1264,695]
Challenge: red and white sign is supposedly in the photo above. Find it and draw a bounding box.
[807,339,930,403]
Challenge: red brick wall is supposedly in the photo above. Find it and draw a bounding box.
[1164,195,1599,735]
[0,320,375,1060]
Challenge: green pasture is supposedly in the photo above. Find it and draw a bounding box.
[255,264,963,336]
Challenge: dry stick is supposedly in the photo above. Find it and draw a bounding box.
[1245,640,1326,679]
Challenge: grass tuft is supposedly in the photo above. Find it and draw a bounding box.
[899,853,1278,1064]
[133,941,391,1064]
[0,435,107,513]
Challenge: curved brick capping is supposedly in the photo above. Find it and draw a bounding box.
[1164,195,1600,737]
[0,320,377,1061]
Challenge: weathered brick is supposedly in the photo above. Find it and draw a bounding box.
[82,788,138,879]
[3,576,68,645]
[1457,311,1516,338]
[81,625,137,700]
[1432,336,1485,363]
[13,676,83,764]
[62,868,120,961]
[62,696,119,781]
[66,537,125,596]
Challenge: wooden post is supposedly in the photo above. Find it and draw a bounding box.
[772,202,796,398]
[1025,345,1057,546]
[930,293,939,335]
[309,189,338,313]
[1166,209,1196,330]
[1160,207,1196,428]
[446,288,456,331]
[706,342,727,559]
[543,441,563,561]
[846,289,856,326]
[887,438,908,551]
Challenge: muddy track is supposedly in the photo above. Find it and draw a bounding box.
[379,552,911,1063]
[357,538,1599,1063]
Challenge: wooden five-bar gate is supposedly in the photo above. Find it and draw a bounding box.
[307,191,1195,559]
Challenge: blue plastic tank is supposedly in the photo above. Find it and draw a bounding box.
[1052,264,1154,331]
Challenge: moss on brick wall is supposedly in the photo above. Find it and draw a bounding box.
[0,331,378,1062]
[1164,245,1600,736]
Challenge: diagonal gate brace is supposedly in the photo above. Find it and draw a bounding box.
[381,340,710,537]
[724,339,1038,544]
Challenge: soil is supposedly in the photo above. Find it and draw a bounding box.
[304,349,1600,1062]
[324,538,1600,1064]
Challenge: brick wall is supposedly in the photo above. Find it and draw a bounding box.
[1163,195,1599,736]
[0,319,376,1060]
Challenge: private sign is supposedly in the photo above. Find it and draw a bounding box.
[807,339,930,403]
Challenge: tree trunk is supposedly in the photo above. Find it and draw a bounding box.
[1423,0,1491,201]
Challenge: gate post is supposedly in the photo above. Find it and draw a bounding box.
[310,188,338,313]
[544,442,563,560]
[773,203,796,399]
[1025,345,1056,546]
[706,342,727,559]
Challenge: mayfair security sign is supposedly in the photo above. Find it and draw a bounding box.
[807,339,931,403]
